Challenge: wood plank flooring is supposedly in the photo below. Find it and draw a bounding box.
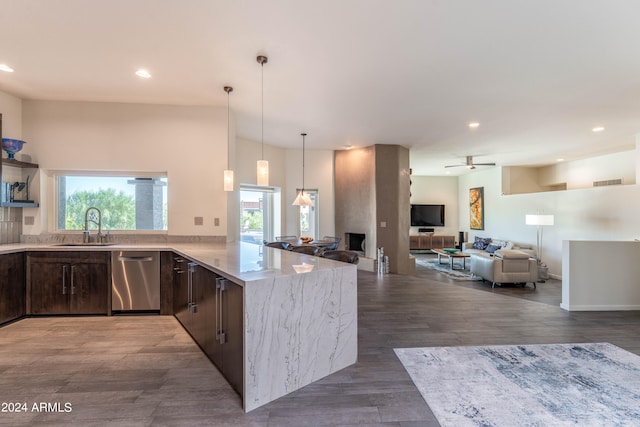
[1,256,639,426]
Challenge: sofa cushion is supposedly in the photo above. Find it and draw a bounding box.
[472,236,492,250]
[495,249,531,259]
[485,244,502,254]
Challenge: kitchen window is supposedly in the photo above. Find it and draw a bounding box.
[54,173,168,231]
[297,189,318,240]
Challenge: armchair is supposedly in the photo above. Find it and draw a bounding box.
[470,249,537,288]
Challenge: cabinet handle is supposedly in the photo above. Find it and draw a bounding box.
[217,278,228,344]
[70,265,76,295]
[62,265,68,295]
[187,263,197,314]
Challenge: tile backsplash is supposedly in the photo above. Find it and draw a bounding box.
[0,207,22,244]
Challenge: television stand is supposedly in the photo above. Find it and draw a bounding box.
[409,234,455,251]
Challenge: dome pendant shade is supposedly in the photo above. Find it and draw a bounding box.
[292,190,313,206]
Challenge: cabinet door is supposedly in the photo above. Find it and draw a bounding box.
[29,261,69,315]
[0,253,25,324]
[173,256,190,327]
[222,280,244,395]
[70,262,109,314]
[409,236,420,250]
[194,267,215,357]
[443,236,455,248]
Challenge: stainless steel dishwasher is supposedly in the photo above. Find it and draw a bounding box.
[111,251,160,313]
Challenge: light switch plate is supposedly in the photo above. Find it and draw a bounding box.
[380,221,387,228]
[194,216,204,226]
[24,216,35,226]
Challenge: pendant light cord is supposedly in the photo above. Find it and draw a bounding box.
[261,61,264,160]
[227,89,230,169]
[301,133,306,192]
[224,86,233,169]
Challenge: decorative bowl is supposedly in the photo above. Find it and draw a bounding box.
[443,248,458,253]
[1,138,26,160]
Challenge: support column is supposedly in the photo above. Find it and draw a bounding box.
[127,178,167,230]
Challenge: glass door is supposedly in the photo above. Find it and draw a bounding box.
[297,190,318,240]
[239,186,277,245]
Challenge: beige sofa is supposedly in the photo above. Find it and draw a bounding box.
[463,242,538,288]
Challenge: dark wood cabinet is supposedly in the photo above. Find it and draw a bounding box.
[27,252,109,315]
[172,254,190,327]
[0,252,25,325]
[172,257,244,396]
[409,234,455,250]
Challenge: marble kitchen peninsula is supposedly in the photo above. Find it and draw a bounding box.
[178,242,358,411]
[0,240,358,412]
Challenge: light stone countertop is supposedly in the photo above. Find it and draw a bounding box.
[0,241,353,286]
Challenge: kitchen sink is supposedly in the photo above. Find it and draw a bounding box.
[52,242,116,247]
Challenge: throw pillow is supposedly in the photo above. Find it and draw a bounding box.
[472,236,492,250]
[485,244,501,253]
[502,241,514,250]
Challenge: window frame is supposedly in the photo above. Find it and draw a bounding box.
[51,170,168,234]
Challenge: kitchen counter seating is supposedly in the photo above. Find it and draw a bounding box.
[0,241,358,413]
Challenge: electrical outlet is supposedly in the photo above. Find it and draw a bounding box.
[194,216,204,226]
[380,221,387,228]
[214,218,220,226]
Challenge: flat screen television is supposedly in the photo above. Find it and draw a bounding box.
[411,204,445,227]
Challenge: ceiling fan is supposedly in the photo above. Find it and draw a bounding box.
[445,156,496,170]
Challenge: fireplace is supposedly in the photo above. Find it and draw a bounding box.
[345,232,365,254]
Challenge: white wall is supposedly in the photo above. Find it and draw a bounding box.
[285,148,335,239]
[563,240,640,310]
[538,150,636,189]
[21,100,229,236]
[0,91,22,139]
[458,164,640,279]
[409,175,459,236]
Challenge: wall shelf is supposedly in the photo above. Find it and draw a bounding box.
[2,157,40,208]
[2,158,39,169]
[1,201,39,208]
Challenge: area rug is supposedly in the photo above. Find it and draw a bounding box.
[394,343,640,427]
[414,256,480,281]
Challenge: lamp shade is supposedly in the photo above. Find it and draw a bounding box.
[525,214,554,226]
[257,160,269,186]
[292,190,313,206]
[223,169,234,192]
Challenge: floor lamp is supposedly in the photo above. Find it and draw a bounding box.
[525,213,554,282]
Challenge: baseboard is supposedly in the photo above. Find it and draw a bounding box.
[560,303,640,311]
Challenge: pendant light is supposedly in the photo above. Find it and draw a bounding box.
[292,133,314,206]
[223,86,234,191]
[256,55,269,186]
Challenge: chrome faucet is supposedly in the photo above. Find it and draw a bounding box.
[83,207,105,243]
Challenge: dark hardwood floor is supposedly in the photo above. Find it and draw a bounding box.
[1,258,639,426]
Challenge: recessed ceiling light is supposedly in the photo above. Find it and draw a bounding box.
[0,64,14,73]
[344,144,353,150]
[135,69,151,78]
[468,122,480,128]
[592,126,605,132]
[556,158,565,162]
